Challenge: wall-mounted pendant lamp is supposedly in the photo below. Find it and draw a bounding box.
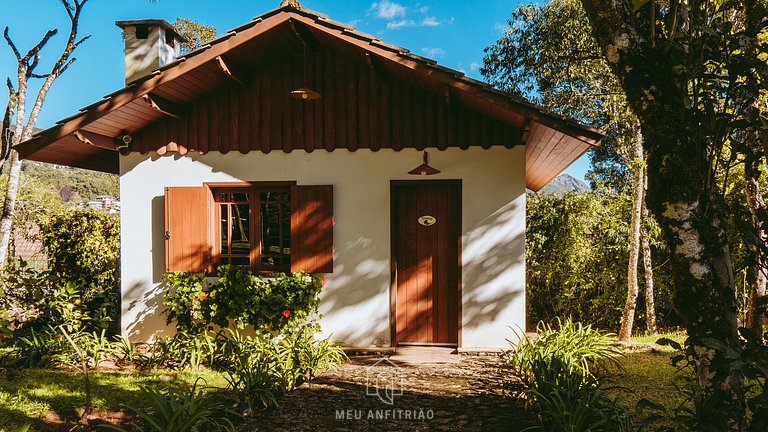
[408,151,441,176]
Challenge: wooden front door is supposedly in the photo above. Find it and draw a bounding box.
[392,182,460,346]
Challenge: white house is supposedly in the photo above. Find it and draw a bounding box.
[17,3,602,349]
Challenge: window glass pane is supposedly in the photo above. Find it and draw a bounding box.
[232,192,249,202]
[261,256,277,268]
[220,204,229,254]
[231,203,250,255]
[261,202,282,255]
[282,200,290,254]
[231,256,250,266]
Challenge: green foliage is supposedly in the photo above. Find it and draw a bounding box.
[112,334,143,365]
[162,266,323,335]
[505,319,632,431]
[20,161,118,206]
[172,18,217,54]
[527,358,634,432]
[38,209,120,332]
[217,325,346,415]
[526,191,678,330]
[106,380,236,432]
[638,332,768,431]
[506,318,623,386]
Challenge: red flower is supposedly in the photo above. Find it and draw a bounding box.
[197,291,209,301]
[282,309,291,318]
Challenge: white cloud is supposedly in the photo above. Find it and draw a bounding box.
[387,19,414,29]
[370,1,406,19]
[421,47,445,58]
[422,16,440,27]
[419,5,430,13]
[470,62,481,72]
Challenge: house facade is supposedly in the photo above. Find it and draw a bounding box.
[17,3,602,349]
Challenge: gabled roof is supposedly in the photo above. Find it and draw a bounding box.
[15,3,602,191]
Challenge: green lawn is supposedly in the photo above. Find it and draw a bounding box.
[0,368,226,432]
[609,331,688,425]
[0,331,689,431]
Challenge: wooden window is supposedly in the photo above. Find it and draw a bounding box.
[164,183,333,274]
[213,185,291,272]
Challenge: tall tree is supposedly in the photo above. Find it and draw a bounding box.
[0,0,90,268]
[741,0,768,339]
[482,0,657,340]
[171,18,216,54]
[578,0,768,428]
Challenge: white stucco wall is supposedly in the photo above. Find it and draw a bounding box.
[119,147,525,348]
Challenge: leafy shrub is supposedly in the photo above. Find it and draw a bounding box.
[217,323,346,415]
[505,318,631,431]
[528,357,634,432]
[112,334,143,365]
[284,322,347,382]
[107,380,236,432]
[506,317,622,387]
[218,330,283,414]
[1,258,114,338]
[39,209,120,333]
[10,327,65,368]
[162,266,324,335]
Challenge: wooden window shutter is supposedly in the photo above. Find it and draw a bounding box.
[291,185,334,273]
[164,186,213,273]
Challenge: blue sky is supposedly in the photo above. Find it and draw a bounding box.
[0,0,590,181]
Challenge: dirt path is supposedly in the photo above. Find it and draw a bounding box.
[240,355,533,431]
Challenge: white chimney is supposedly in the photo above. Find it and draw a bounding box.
[115,20,186,85]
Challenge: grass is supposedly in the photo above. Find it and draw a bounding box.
[0,330,689,431]
[606,330,689,425]
[0,368,226,432]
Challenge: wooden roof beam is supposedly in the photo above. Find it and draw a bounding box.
[73,130,117,151]
[290,19,320,51]
[142,93,185,119]
[365,53,388,81]
[517,118,531,145]
[215,56,250,87]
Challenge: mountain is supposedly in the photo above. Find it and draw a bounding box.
[539,174,591,193]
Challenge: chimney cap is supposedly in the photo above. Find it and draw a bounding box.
[115,19,188,43]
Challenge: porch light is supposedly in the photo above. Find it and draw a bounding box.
[289,35,321,101]
[408,151,441,176]
[289,86,321,100]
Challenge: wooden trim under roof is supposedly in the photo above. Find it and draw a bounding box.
[14,3,602,191]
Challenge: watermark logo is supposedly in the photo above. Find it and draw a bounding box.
[365,358,404,405]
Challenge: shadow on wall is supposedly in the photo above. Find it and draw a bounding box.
[461,198,525,339]
[317,237,391,347]
[151,195,165,283]
[123,280,171,341]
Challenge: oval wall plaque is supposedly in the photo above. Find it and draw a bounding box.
[418,215,437,227]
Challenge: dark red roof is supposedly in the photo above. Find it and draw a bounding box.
[15,4,602,191]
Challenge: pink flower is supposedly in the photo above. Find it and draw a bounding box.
[282,309,291,318]
[197,291,209,301]
[322,277,328,287]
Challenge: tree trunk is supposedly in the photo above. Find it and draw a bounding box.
[641,170,657,335]
[619,123,644,342]
[641,226,657,335]
[744,132,766,339]
[580,0,747,427]
[0,150,22,266]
